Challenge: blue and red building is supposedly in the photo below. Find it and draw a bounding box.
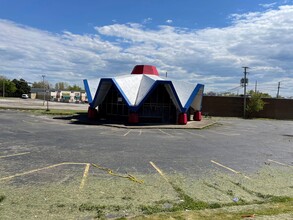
[83,65,204,124]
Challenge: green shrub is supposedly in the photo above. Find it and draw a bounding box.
[246,92,265,118]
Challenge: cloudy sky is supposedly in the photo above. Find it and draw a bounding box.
[0,0,293,97]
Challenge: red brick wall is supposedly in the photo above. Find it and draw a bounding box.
[202,96,293,119]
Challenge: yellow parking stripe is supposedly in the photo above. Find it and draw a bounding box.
[0,152,30,159]
[211,160,251,180]
[0,162,88,181]
[79,163,90,190]
[268,159,292,167]
[149,161,169,182]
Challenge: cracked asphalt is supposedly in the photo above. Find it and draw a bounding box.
[0,109,292,185]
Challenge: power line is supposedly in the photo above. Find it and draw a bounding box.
[227,85,242,91]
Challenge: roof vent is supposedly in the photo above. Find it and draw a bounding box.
[131,65,159,76]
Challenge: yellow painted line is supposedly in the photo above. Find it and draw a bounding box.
[0,162,88,181]
[158,129,172,136]
[79,163,90,190]
[211,160,251,180]
[0,152,30,159]
[123,130,131,136]
[268,159,292,167]
[149,161,169,182]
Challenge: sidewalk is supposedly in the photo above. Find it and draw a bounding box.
[77,116,216,129]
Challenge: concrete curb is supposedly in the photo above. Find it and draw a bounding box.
[77,118,217,129]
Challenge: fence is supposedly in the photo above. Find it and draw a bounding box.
[202,96,293,119]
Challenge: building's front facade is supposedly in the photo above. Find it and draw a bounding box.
[84,65,204,125]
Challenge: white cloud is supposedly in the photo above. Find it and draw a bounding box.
[166,19,173,24]
[0,19,121,84]
[1,5,293,97]
[143,17,152,24]
[259,2,277,8]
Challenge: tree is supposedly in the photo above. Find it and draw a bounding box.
[246,91,265,118]
[67,84,82,91]
[55,82,69,90]
[248,90,271,98]
[12,79,31,97]
[0,76,17,97]
[32,81,49,89]
[259,92,271,98]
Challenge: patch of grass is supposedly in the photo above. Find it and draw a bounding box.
[208,203,222,209]
[237,201,293,218]
[122,196,132,200]
[132,201,293,220]
[0,107,87,116]
[269,196,293,203]
[79,203,105,212]
[79,203,106,218]
[29,109,87,116]
[139,204,164,215]
[204,181,235,197]
[170,183,209,211]
[139,183,210,215]
[0,166,292,219]
[0,195,5,203]
[0,174,179,219]
[230,181,271,199]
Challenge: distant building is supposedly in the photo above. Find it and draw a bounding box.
[30,88,87,103]
[83,65,204,125]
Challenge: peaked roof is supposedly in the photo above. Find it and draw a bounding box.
[83,65,204,113]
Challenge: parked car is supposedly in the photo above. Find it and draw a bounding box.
[21,94,29,99]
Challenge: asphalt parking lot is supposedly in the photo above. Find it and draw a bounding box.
[0,109,292,185]
[0,98,88,111]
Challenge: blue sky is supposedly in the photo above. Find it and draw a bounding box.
[0,0,293,97]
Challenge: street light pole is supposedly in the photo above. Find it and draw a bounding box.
[46,84,50,111]
[2,80,4,97]
[42,75,45,106]
[242,67,249,118]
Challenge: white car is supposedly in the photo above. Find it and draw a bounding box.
[21,94,29,99]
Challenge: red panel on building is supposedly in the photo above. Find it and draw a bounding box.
[88,107,98,119]
[194,111,202,121]
[131,65,159,76]
[178,113,187,125]
[128,112,139,124]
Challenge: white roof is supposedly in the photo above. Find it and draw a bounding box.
[84,74,204,112]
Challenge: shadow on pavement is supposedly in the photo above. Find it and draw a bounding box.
[53,113,216,129]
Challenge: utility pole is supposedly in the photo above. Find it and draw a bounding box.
[42,75,45,106]
[46,83,50,111]
[242,67,249,118]
[276,82,281,98]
